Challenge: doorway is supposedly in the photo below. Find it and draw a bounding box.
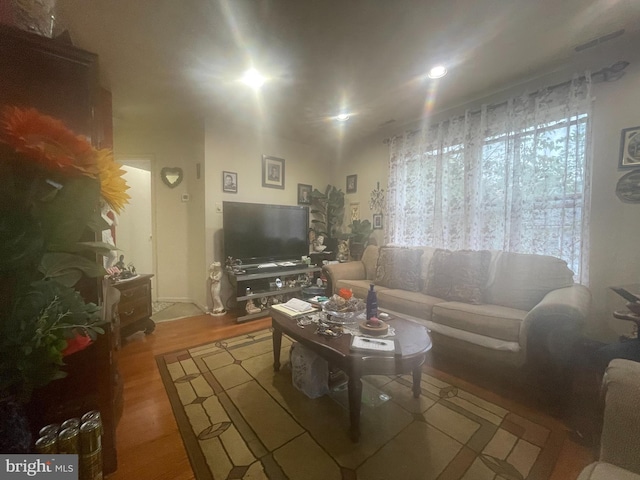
[117,157,156,298]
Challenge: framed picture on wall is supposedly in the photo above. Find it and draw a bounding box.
[298,183,312,204]
[346,174,357,193]
[222,171,237,193]
[262,155,285,189]
[350,203,360,221]
[619,126,640,168]
[373,213,383,229]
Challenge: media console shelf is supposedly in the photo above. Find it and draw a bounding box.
[228,266,321,322]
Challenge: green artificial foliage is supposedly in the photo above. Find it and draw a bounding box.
[342,219,373,245]
[310,185,345,240]
[0,281,104,401]
[0,155,110,400]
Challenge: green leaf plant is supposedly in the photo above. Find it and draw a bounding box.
[310,185,345,240]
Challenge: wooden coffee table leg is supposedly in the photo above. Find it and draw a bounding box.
[413,367,422,398]
[412,364,422,398]
[348,369,363,442]
[272,326,282,372]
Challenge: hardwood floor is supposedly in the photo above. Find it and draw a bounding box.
[108,313,595,479]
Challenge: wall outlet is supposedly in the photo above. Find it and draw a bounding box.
[215,202,223,213]
[181,193,190,202]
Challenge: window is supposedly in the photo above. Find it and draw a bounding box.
[387,76,592,283]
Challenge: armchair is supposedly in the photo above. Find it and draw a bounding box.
[578,359,640,479]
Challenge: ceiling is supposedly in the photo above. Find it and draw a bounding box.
[55,0,640,147]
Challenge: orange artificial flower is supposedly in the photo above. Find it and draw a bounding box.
[95,148,130,214]
[0,106,99,176]
[338,288,353,300]
[62,332,93,357]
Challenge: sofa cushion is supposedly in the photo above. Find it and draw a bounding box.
[335,279,389,300]
[432,302,526,342]
[577,462,640,480]
[374,247,423,292]
[424,249,492,304]
[361,245,379,281]
[377,289,446,321]
[417,246,439,291]
[486,252,575,311]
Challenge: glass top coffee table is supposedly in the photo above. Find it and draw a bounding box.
[271,309,432,442]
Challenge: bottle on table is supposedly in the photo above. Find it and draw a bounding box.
[366,284,378,320]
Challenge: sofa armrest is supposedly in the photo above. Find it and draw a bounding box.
[522,284,591,364]
[599,359,640,474]
[322,262,366,295]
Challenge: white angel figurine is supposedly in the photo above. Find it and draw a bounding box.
[208,261,226,316]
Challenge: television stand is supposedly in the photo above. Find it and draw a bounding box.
[228,265,322,323]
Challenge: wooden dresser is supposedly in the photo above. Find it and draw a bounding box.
[112,274,155,338]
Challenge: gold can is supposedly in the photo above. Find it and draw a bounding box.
[38,423,60,437]
[61,417,81,430]
[35,434,58,454]
[79,419,102,453]
[80,447,103,480]
[57,426,80,454]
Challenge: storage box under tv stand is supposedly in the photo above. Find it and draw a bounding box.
[229,265,321,322]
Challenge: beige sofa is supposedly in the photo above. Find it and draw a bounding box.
[323,245,591,367]
[578,359,640,480]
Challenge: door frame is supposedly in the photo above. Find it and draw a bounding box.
[116,154,158,301]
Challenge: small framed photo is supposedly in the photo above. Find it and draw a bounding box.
[350,203,360,221]
[298,183,312,205]
[619,126,640,169]
[222,171,237,193]
[346,174,357,193]
[373,213,383,230]
[262,155,285,189]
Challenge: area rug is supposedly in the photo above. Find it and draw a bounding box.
[156,329,567,480]
[151,302,204,323]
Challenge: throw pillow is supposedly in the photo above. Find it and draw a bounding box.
[374,247,423,292]
[485,252,575,311]
[425,249,492,304]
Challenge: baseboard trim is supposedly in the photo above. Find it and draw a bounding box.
[156,297,191,303]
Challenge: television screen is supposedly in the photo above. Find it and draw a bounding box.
[223,202,309,265]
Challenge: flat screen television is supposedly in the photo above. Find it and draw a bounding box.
[223,201,309,265]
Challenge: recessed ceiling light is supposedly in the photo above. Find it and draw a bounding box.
[427,65,447,79]
[335,113,350,122]
[240,68,265,89]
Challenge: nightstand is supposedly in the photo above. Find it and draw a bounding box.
[112,274,155,338]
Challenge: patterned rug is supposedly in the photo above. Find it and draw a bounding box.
[156,329,567,480]
[151,302,204,323]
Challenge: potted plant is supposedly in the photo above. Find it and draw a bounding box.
[342,219,373,260]
[310,185,345,253]
[0,106,130,450]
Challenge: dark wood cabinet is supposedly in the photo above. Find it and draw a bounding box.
[0,24,100,142]
[113,274,156,338]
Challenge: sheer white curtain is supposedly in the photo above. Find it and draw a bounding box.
[387,74,592,283]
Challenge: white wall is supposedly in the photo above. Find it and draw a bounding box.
[589,65,640,340]
[204,117,333,308]
[113,118,203,304]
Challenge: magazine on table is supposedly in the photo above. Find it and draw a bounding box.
[350,335,400,355]
[271,298,318,317]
